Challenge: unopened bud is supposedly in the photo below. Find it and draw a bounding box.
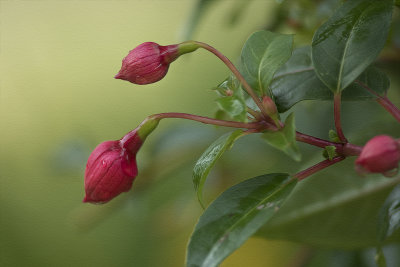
[115,41,199,85]
[262,96,278,117]
[83,118,159,203]
[355,135,400,176]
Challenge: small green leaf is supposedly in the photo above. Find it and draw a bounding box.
[214,75,247,122]
[328,130,340,143]
[186,173,297,267]
[271,47,390,113]
[312,0,393,92]
[323,146,337,160]
[193,130,244,208]
[377,184,400,244]
[240,30,293,96]
[262,113,301,161]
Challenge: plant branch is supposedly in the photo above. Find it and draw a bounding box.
[356,80,400,123]
[150,112,263,129]
[295,131,362,157]
[294,156,345,181]
[334,92,347,143]
[192,41,268,118]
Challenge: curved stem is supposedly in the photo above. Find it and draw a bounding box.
[294,156,345,181]
[334,92,347,143]
[356,80,400,123]
[192,41,268,118]
[150,112,263,129]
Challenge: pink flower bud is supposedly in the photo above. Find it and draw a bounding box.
[114,42,179,85]
[115,41,200,85]
[355,135,400,175]
[83,118,159,203]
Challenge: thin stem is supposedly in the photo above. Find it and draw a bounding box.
[334,92,347,143]
[193,41,268,118]
[294,156,345,181]
[295,131,362,157]
[377,97,400,123]
[150,112,263,129]
[356,80,400,123]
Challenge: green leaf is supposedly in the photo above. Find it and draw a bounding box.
[377,184,400,244]
[329,130,340,143]
[193,130,244,208]
[240,30,293,96]
[258,161,400,249]
[214,75,247,122]
[261,113,301,161]
[271,47,390,112]
[323,146,337,160]
[311,0,393,92]
[186,173,297,267]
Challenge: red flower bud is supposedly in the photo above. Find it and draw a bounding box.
[114,42,178,85]
[83,118,159,203]
[115,41,199,85]
[355,135,400,175]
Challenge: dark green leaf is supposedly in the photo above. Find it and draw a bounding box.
[214,75,247,122]
[193,130,244,208]
[186,173,297,267]
[262,113,301,161]
[377,184,400,244]
[240,30,293,96]
[311,0,393,92]
[271,47,390,112]
[258,161,400,249]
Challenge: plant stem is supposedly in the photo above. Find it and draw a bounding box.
[356,80,400,123]
[295,131,362,157]
[333,92,347,143]
[150,112,263,129]
[294,156,345,181]
[192,41,268,118]
[377,97,400,123]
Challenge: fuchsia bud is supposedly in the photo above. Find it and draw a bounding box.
[83,118,159,203]
[115,41,199,85]
[355,135,400,176]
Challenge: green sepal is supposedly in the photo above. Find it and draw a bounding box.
[137,117,160,141]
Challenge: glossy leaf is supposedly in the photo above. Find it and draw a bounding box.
[240,30,293,96]
[271,47,390,113]
[193,130,244,208]
[311,0,393,92]
[258,161,400,249]
[214,75,247,122]
[186,173,297,267]
[262,113,301,161]
[377,184,400,244]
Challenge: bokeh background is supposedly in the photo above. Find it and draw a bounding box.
[1,1,399,267]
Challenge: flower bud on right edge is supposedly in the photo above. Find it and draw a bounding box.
[355,135,400,176]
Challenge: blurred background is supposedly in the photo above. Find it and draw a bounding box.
[1,1,399,267]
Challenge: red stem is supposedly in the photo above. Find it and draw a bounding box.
[295,131,362,157]
[356,80,400,123]
[334,92,347,143]
[193,41,270,120]
[150,112,263,129]
[294,156,345,181]
[377,97,400,123]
